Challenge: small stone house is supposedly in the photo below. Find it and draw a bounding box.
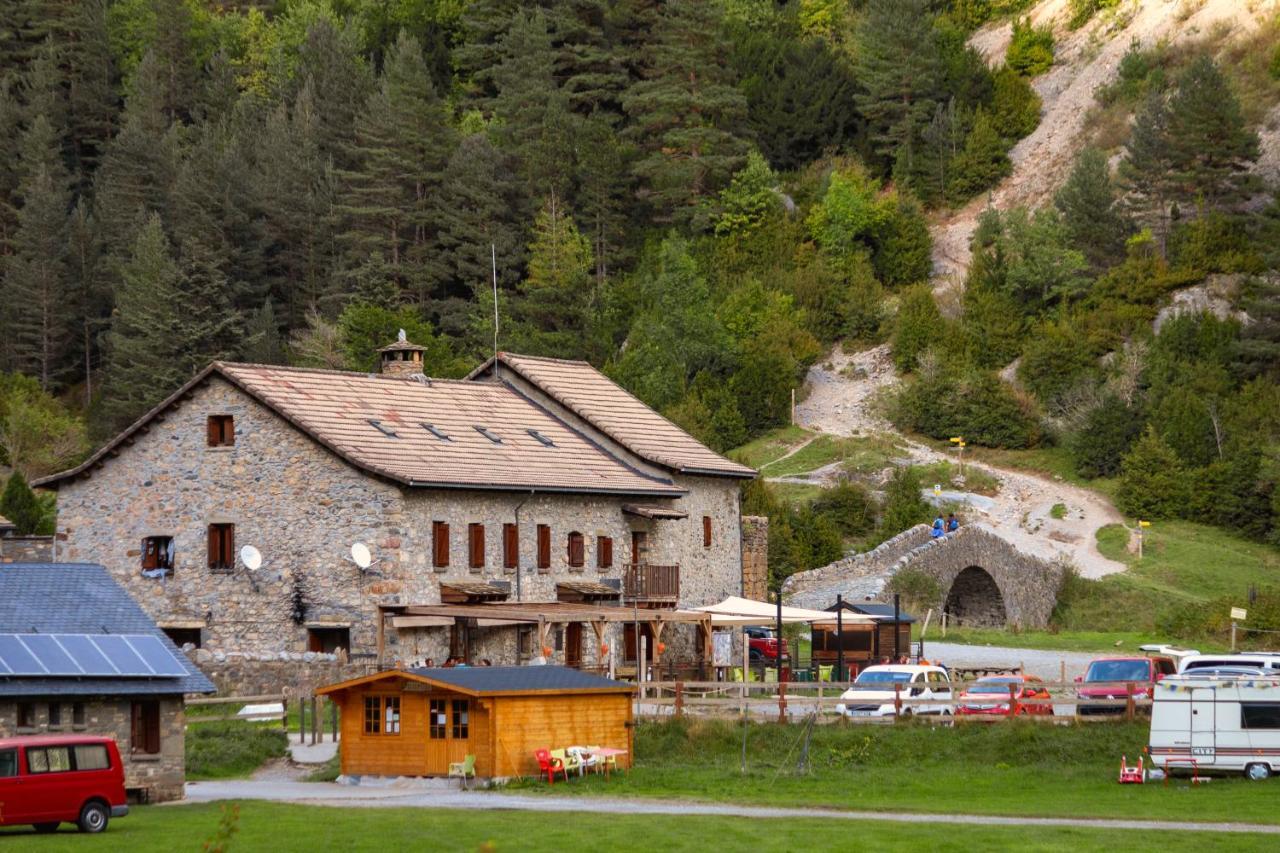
[36,344,762,677]
[0,563,215,802]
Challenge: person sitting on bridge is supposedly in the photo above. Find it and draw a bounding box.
[931,516,945,539]
[947,513,959,534]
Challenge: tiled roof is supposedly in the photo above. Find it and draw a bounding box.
[0,563,215,696]
[474,353,756,479]
[37,362,684,497]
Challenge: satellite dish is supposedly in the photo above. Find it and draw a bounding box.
[351,542,373,569]
[240,545,262,571]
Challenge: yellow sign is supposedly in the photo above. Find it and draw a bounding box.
[1138,521,1151,528]
[934,484,941,496]
[949,437,963,443]
[1231,607,1247,621]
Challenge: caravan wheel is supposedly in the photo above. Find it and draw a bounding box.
[1246,763,1272,781]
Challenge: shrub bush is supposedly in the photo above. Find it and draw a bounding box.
[1005,17,1054,76]
[886,568,942,613]
[186,722,288,779]
[1067,395,1143,479]
[890,367,1042,449]
[1115,427,1187,519]
[990,66,1042,139]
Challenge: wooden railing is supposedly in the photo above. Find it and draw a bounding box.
[623,563,679,603]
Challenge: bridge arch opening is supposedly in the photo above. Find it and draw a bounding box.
[944,566,1006,627]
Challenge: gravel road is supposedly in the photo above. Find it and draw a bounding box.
[924,642,1096,681]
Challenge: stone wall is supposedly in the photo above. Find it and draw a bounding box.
[0,535,54,562]
[740,516,768,601]
[782,525,932,609]
[53,375,747,671]
[0,696,186,802]
[189,650,372,696]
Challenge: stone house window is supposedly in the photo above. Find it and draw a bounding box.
[207,414,234,447]
[47,703,61,729]
[502,523,519,570]
[207,524,235,573]
[703,516,712,548]
[17,702,35,729]
[536,525,551,571]
[72,702,85,728]
[468,523,485,570]
[141,535,175,576]
[163,627,201,648]
[131,700,161,754]
[567,532,585,569]
[307,627,349,654]
[597,536,613,569]
[432,521,450,569]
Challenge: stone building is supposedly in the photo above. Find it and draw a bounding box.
[0,563,215,802]
[36,345,760,675]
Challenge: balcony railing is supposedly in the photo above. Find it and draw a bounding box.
[623,563,679,604]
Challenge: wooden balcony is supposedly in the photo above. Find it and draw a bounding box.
[623,563,679,605]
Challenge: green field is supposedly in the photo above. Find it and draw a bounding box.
[3,802,1275,852]
[506,718,1280,826]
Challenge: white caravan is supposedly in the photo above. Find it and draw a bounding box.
[1149,676,1280,779]
[1177,652,1280,675]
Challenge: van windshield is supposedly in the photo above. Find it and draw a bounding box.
[1085,660,1149,682]
[849,670,913,690]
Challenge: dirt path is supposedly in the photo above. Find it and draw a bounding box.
[794,344,1125,578]
[181,780,1280,834]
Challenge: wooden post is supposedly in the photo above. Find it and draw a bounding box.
[298,696,305,743]
[1008,682,1019,716]
[894,682,902,718]
[311,695,319,745]
[282,696,289,734]
[675,682,684,718]
[941,611,947,638]
[741,630,748,715]
[1060,660,1066,685]
[639,635,648,700]
[651,620,666,672]
[1125,682,1136,721]
[777,680,787,724]
[331,697,339,743]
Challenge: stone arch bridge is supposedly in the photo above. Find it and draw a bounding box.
[782,523,1066,629]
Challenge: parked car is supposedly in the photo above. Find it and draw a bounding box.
[1150,675,1280,779]
[1075,655,1177,716]
[834,664,953,717]
[0,735,129,833]
[744,627,788,662]
[1179,666,1267,680]
[956,675,1053,717]
[1178,652,1280,675]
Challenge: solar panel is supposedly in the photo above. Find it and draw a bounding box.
[0,633,189,678]
[124,635,189,677]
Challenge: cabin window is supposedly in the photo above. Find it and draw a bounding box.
[307,627,349,654]
[47,703,61,729]
[536,525,551,570]
[16,702,34,729]
[207,523,235,573]
[164,627,201,648]
[468,523,485,569]
[1242,703,1280,729]
[703,516,712,548]
[383,696,401,734]
[131,700,161,754]
[363,696,379,734]
[597,536,613,569]
[141,535,175,576]
[0,749,15,777]
[451,700,469,739]
[503,523,519,570]
[432,521,450,569]
[362,696,400,735]
[72,702,85,728]
[207,414,234,447]
[429,699,448,739]
[567,531,585,569]
[26,746,71,774]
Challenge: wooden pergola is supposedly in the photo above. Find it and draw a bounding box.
[377,602,713,669]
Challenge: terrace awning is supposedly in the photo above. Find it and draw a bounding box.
[691,596,876,627]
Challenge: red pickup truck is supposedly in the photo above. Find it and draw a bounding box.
[745,627,789,661]
[1075,655,1177,716]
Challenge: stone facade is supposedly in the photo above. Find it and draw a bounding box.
[740,516,768,601]
[0,535,54,562]
[784,523,1064,628]
[191,653,371,697]
[0,696,185,802]
[52,375,749,672]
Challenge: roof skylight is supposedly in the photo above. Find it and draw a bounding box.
[474,426,503,444]
[527,429,555,447]
[368,419,398,438]
[421,423,451,441]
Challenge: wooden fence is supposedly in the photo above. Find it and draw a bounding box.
[186,692,341,743]
[634,680,1159,723]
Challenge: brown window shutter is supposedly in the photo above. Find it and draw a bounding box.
[503,524,518,569]
[703,516,712,548]
[207,416,218,446]
[536,525,550,570]
[568,533,584,568]
[225,524,235,566]
[433,522,450,568]
[598,536,613,569]
[207,525,218,568]
[469,523,484,569]
[130,702,143,751]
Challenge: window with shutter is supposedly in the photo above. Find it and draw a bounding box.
[502,524,518,570]
[567,532,584,568]
[468,523,485,569]
[703,515,712,548]
[207,415,234,447]
[208,524,234,572]
[433,522,450,568]
[131,700,161,754]
[597,536,613,569]
[536,525,551,571]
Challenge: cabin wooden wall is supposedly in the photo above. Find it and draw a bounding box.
[336,687,431,777]
[489,693,633,778]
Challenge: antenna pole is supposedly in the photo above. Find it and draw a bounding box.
[491,243,499,362]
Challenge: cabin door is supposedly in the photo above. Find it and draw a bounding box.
[425,697,471,774]
[565,622,583,668]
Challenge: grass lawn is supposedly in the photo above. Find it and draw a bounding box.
[728,424,811,470]
[5,802,1277,852]
[759,433,902,479]
[185,721,288,780]
[506,719,1280,827]
[923,626,1155,654]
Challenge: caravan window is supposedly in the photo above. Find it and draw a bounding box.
[1241,703,1280,730]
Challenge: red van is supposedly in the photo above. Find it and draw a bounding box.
[0,735,129,834]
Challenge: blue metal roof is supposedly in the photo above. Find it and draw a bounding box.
[407,665,633,694]
[0,563,214,696]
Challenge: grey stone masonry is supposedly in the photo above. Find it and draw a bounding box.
[784,523,1065,628]
[0,696,185,802]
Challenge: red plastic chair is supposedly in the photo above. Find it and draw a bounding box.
[535,749,567,785]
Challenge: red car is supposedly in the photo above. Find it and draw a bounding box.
[1075,655,1177,716]
[0,735,129,834]
[956,675,1054,717]
[744,627,789,661]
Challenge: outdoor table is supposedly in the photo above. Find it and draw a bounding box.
[589,747,629,779]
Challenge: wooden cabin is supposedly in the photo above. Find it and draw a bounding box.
[317,666,635,779]
[810,602,915,675]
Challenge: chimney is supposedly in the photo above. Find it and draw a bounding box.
[378,329,427,378]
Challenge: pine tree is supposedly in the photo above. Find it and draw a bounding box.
[1116,426,1187,520]
[509,195,593,358]
[1120,90,1179,250]
[891,284,943,372]
[1054,147,1131,271]
[879,466,931,539]
[175,237,241,374]
[5,114,73,390]
[241,299,286,366]
[63,0,117,179]
[947,107,1009,201]
[291,17,374,171]
[622,0,749,224]
[1166,56,1260,208]
[0,80,24,263]
[573,113,631,286]
[0,471,42,535]
[149,0,199,124]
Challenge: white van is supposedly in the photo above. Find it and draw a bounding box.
[835,665,953,717]
[1149,676,1280,779]
[1178,652,1280,675]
